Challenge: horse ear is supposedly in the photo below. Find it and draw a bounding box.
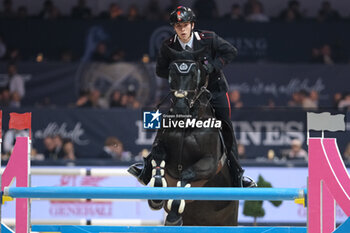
[164,44,208,61]
[165,44,185,59]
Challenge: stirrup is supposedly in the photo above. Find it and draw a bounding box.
[127,163,150,186]
[128,163,143,177]
[242,176,257,188]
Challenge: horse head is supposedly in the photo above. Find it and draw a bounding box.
[166,46,209,114]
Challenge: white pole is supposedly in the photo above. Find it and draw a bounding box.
[2,218,162,226]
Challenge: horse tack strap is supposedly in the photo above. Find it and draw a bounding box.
[216,153,227,174]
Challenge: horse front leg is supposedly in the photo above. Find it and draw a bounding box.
[165,180,191,226]
[148,144,168,210]
[165,157,217,226]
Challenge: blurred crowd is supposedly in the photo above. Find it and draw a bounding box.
[0,0,348,22]
[229,88,350,112]
[0,0,349,64]
[1,129,146,162]
[2,61,350,110]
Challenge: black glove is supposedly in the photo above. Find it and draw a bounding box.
[203,62,214,74]
[201,55,214,74]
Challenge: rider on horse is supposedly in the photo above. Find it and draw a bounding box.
[129,6,256,188]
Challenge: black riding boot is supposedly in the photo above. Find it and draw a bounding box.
[227,131,257,188]
[128,131,164,186]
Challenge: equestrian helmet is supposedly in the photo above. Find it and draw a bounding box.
[170,6,196,25]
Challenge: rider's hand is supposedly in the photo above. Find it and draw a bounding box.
[203,62,214,74]
[201,55,214,75]
[203,63,214,74]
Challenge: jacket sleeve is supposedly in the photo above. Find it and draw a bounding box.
[156,42,170,79]
[211,32,237,72]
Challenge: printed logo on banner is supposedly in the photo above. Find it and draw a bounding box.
[143,110,162,129]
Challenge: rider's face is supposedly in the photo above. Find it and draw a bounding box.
[174,22,194,43]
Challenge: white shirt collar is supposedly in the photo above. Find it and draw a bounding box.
[178,33,194,50]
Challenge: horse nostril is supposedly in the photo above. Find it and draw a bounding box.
[174,91,188,98]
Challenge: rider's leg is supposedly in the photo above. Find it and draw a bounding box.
[209,91,256,187]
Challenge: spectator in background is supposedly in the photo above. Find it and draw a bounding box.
[279,0,303,22]
[62,139,76,160]
[38,0,52,18]
[333,92,343,109]
[229,90,243,109]
[0,63,10,107]
[38,0,61,20]
[281,8,297,22]
[99,136,132,161]
[7,48,21,63]
[127,5,142,21]
[112,90,140,109]
[99,3,124,20]
[288,91,302,107]
[299,89,317,110]
[286,139,307,161]
[43,136,56,159]
[110,90,123,107]
[134,148,149,162]
[3,129,29,156]
[343,142,350,162]
[71,0,92,19]
[128,94,141,109]
[91,42,108,62]
[267,149,278,161]
[76,89,108,108]
[6,63,25,107]
[17,5,28,19]
[0,36,6,60]
[75,89,89,106]
[0,90,10,107]
[119,94,129,107]
[243,0,263,17]
[309,90,319,109]
[338,92,350,111]
[145,0,162,20]
[42,135,68,160]
[245,2,269,22]
[310,48,323,63]
[192,0,218,19]
[317,1,340,22]
[237,143,247,159]
[0,0,15,19]
[320,44,334,65]
[108,3,124,20]
[9,91,21,108]
[53,134,64,158]
[310,44,337,64]
[223,4,244,21]
[31,148,45,161]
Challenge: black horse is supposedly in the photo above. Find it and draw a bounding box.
[130,47,239,226]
